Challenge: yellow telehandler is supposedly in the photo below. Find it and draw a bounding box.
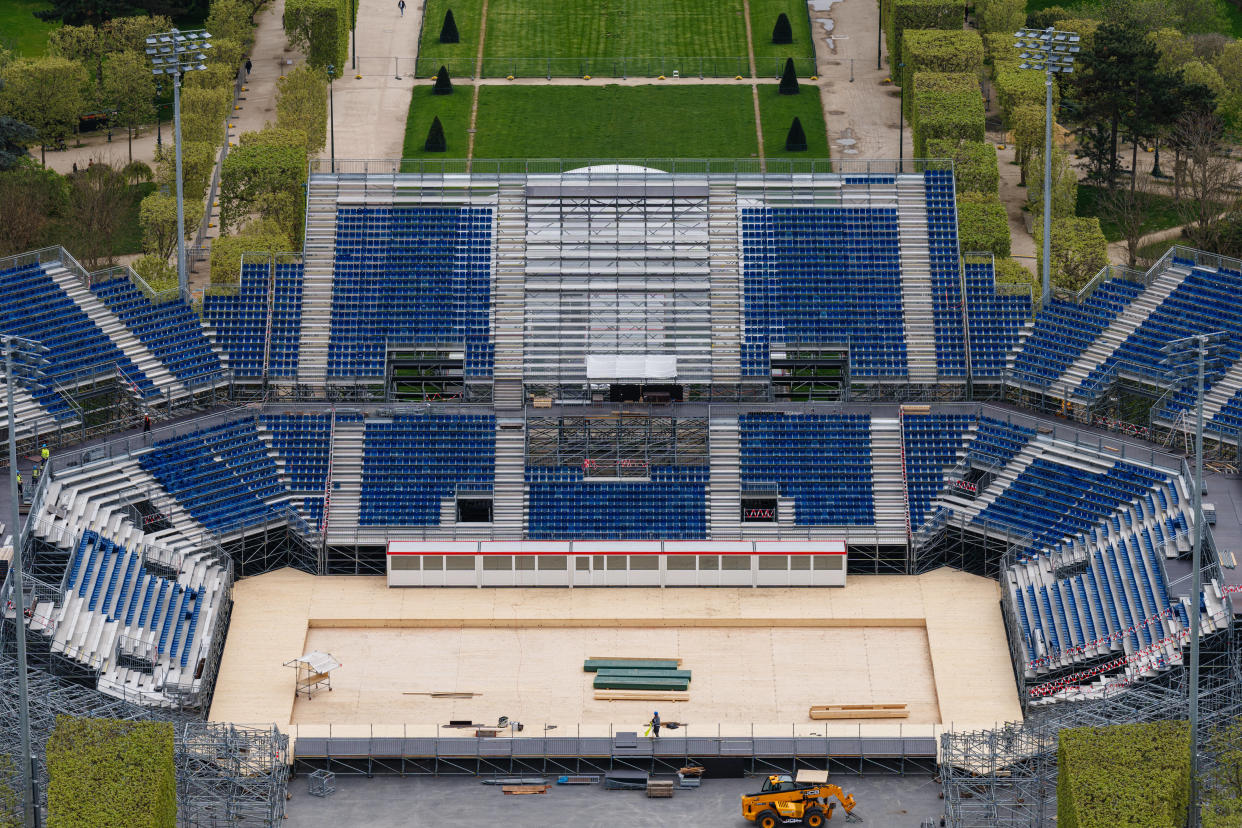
[741,775,858,827]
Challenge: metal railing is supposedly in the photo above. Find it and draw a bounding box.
[309,157,956,177]
[404,54,818,80]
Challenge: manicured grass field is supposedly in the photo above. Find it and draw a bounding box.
[416,0,486,78]
[748,0,817,65]
[471,84,760,159]
[400,85,473,167]
[757,84,830,159]
[1076,183,1187,243]
[0,0,60,58]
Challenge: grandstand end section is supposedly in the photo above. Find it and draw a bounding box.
[384,540,848,587]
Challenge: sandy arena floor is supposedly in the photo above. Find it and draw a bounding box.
[210,567,1021,738]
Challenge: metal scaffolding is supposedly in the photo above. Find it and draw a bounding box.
[175,722,289,827]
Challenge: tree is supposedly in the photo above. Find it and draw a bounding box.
[218,126,307,241]
[139,190,202,260]
[424,115,446,152]
[207,0,260,47]
[276,64,328,155]
[439,8,459,43]
[0,164,69,256]
[784,116,807,151]
[209,219,291,285]
[131,253,177,293]
[1100,171,1160,267]
[772,12,793,44]
[178,86,232,147]
[778,57,799,95]
[65,162,129,269]
[1170,0,1227,33]
[155,140,216,201]
[284,0,348,70]
[1025,143,1078,220]
[47,24,106,104]
[101,50,154,162]
[1149,28,1194,74]
[1010,104,1045,188]
[1036,216,1109,292]
[1174,110,1242,250]
[956,192,1011,257]
[976,0,1025,35]
[433,65,453,95]
[1203,717,1242,828]
[0,57,89,165]
[0,118,37,171]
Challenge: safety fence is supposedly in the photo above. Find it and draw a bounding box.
[349,55,818,80]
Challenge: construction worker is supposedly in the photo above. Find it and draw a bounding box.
[31,463,39,484]
[651,711,661,738]
[143,414,151,433]
[16,472,22,500]
[40,443,49,464]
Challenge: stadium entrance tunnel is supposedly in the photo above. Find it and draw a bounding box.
[607,383,684,403]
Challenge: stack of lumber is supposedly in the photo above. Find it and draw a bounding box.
[585,658,691,693]
[808,703,909,720]
[646,780,675,798]
[502,784,549,795]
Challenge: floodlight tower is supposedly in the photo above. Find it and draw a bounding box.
[4,334,49,828]
[146,29,212,298]
[1013,26,1079,308]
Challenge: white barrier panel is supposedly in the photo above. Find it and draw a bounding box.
[385,540,847,588]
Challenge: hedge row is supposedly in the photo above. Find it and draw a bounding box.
[926,138,998,194]
[909,72,985,158]
[284,0,353,70]
[1058,721,1190,828]
[900,29,983,117]
[883,0,965,85]
[47,717,176,828]
[1035,216,1109,292]
[956,192,1010,257]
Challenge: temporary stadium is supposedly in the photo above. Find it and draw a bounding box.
[2,158,1241,825]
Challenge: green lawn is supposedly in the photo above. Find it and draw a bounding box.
[471,84,759,159]
[115,181,157,255]
[748,0,817,71]
[416,0,486,78]
[400,85,474,166]
[757,84,830,159]
[0,0,60,58]
[1076,183,1186,242]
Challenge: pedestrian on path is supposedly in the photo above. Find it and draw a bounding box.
[245,58,252,78]
[398,0,405,15]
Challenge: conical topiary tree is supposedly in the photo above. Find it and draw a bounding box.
[785,117,807,152]
[433,65,453,95]
[440,9,459,43]
[425,116,447,152]
[779,57,799,95]
[772,13,793,44]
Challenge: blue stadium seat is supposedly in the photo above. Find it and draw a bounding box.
[527,465,709,540]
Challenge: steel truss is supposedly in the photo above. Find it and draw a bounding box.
[525,414,708,474]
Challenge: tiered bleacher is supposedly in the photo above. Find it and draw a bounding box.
[0,262,157,414]
[962,259,1031,377]
[740,206,907,378]
[926,169,969,378]
[901,411,974,528]
[739,412,874,525]
[358,413,495,525]
[328,206,493,379]
[259,413,331,525]
[138,419,286,534]
[963,417,1036,468]
[1008,278,1145,387]
[202,262,269,379]
[267,261,305,378]
[91,275,223,387]
[526,465,709,540]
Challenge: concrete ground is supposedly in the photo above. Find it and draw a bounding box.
[282,771,947,827]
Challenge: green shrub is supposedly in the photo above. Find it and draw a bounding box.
[772,12,793,44]
[779,57,799,94]
[1025,5,1073,29]
[910,72,985,158]
[1024,143,1078,219]
[47,717,176,828]
[983,31,1020,67]
[784,116,807,151]
[209,219,293,285]
[926,138,998,194]
[883,0,965,84]
[434,65,453,95]
[1036,216,1109,292]
[956,192,1010,257]
[994,256,1036,291]
[1052,18,1099,53]
[440,9,459,43]
[993,61,1059,122]
[975,0,1025,35]
[284,0,349,70]
[425,115,447,151]
[901,29,984,117]
[1058,721,1190,828]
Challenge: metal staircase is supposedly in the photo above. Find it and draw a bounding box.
[708,417,740,539]
[492,184,527,408]
[895,178,939,383]
[708,186,742,384]
[492,418,526,539]
[296,175,345,386]
[869,418,911,541]
[1197,360,1242,426]
[324,420,364,538]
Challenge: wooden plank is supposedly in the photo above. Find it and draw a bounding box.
[594,691,690,702]
[810,703,907,711]
[809,703,909,720]
[646,780,675,798]
[589,656,684,667]
[502,785,549,795]
[593,676,689,691]
[595,668,692,680]
[403,691,481,698]
[584,658,681,672]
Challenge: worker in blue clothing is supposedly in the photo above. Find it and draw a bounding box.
[651,711,661,738]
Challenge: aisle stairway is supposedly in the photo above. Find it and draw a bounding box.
[296,175,344,385]
[708,185,743,384]
[492,419,525,539]
[492,185,527,408]
[869,418,913,541]
[708,417,740,539]
[324,419,364,538]
[895,179,938,383]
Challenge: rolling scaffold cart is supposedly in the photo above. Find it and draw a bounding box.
[284,651,341,700]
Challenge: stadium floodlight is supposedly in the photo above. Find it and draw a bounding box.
[145,28,212,299]
[1162,330,1229,828]
[1013,27,1079,309]
[3,334,49,828]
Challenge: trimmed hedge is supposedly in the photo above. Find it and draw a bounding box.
[975,0,1025,36]
[284,0,350,70]
[1058,721,1190,828]
[47,717,176,828]
[994,256,1036,290]
[956,192,1011,257]
[910,72,985,158]
[901,29,984,116]
[1024,143,1078,220]
[884,0,965,85]
[1035,216,1109,292]
[993,61,1060,123]
[926,138,998,194]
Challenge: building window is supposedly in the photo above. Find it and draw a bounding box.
[758,555,787,571]
[515,556,536,571]
[390,556,419,571]
[422,555,443,571]
[483,556,512,571]
[629,555,658,570]
[446,555,475,571]
[813,556,844,571]
[538,556,567,570]
[667,555,696,570]
[721,555,751,571]
[790,555,811,571]
[698,555,719,571]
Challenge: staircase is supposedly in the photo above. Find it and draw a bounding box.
[708,186,743,384]
[492,185,527,408]
[296,175,343,386]
[325,420,365,537]
[0,378,78,444]
[708,417,741,539]
[44,265,188,400]
[896,178,939,383]
[1051,261,1193,396]
[492,419,526,539]
[869,418,911,540]
[1198,360,1242,425]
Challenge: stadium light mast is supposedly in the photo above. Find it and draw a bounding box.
[4,334,50,828]
[1014,26,1078,308]
[1162,330,1229,828]
[146,28,212,299]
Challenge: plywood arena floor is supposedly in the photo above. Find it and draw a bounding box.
[209,568,1021,739]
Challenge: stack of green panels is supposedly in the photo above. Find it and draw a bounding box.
[584,659,692,691]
